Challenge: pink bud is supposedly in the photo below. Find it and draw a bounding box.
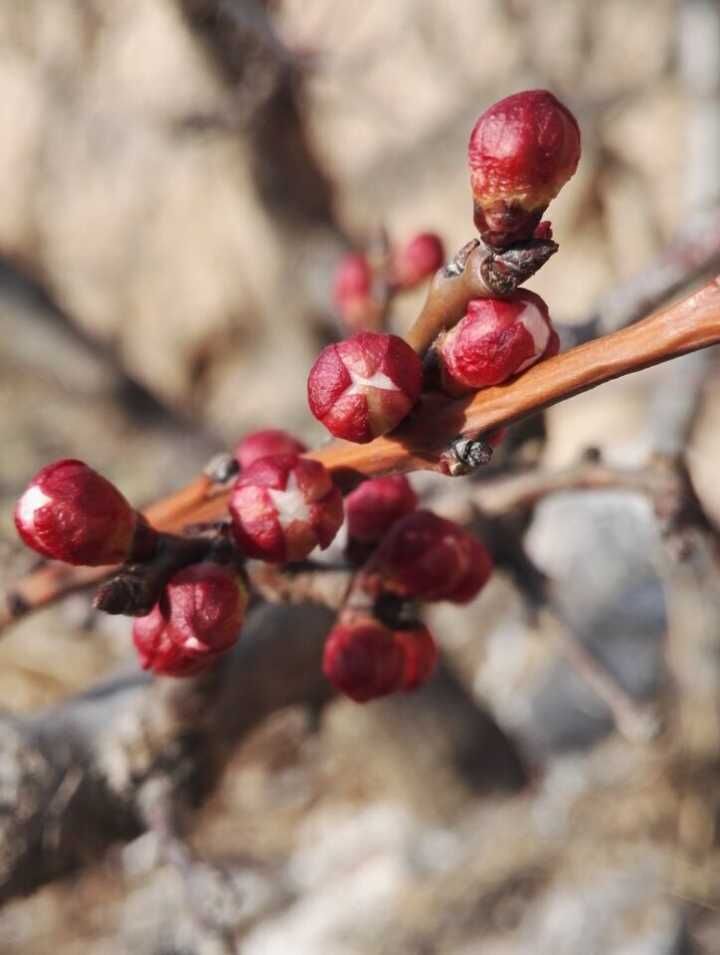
[133,563,247,677]
[468,90,580,248]
[14,459,149,566]
[372,510,493,603]
[322,618,405,702]
[345,475,418,544]
[229,453,343,562]
[133,606,213,677]
[333,253,373,310]
[307,332,423,444]
[235,429,307,471]
[395,626,438,691]
[437,290,558,395]
[392,232,445,288]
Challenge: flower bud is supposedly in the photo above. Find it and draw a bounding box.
[133,562,247,677]
[322,618,404,702]
[235,429,307,471]
[333,253,373,310]
[437,290,558,396]
[332,253,380,332]
[395,625,438,691]
[229,453,343,562]
[372,510,493,603]
[307,331,422,444]
[14,459,151,566]
[392,232,445,289]
[133,607,213,677]
[468,90,580,248]
[345,475,418,544]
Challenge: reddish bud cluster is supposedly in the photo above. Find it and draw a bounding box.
[14,459,154,567]
[235,429,307,471]
[345,475,418,544]
[468,89,580,248]
[391,232,445,289]
[133,563,247,677]
[322,617,437,702]
[307,331,422,443]
[437,290,558,396]
[372,510,493,604]
[229,453,343,562]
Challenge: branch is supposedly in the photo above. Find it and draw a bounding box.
[4,276,720,632]
[565,205,720,345]
[0,600,525,904]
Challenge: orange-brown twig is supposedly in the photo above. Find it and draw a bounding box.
[3,276,720,632]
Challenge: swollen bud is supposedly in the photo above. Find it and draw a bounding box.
[468,90,580,249]
[372,510,493,604]
[391,232,445,289]
[132,562,247,677]
[333,253,372,309]
[332,253,380,332]
[437,290,558,396]
[395,625,438,691]
[14,459,154,566]
[229,453,343,563]
[235,429,307,471]
[345,475,418,544]
[322,618,405,702]
[307,331,422,444]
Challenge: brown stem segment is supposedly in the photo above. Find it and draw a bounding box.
[3,277,720,631]
[404,237,557,354]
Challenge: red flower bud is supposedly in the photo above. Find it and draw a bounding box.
[14,459,151,566]
[437,290,558,396]
[229,453,343,562]
[133,607,213,677]
[133,563,247,676]
[468,90,580,248]
[372,510,493,603]
[307,332,422,443]
[345,475,418,544]
[395,626,438,691]
[333,253,373,310]
[322,618,404,702]
[234,429,307,471]
[392,232,445,288]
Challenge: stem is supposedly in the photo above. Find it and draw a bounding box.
[3,276,720,631]
[404,237,557,353]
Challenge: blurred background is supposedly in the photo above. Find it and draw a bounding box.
[2,0,720,952]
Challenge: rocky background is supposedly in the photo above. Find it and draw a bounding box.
[2,0,720,952]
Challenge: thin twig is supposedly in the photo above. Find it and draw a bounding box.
[3,276,720,633]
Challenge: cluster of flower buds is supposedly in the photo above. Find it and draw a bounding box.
[229,452,343,562]
[468,89,581,249]
[436,289,559,395]
[307,331,423,443]
[133,563,247,677]
[332,232,444,332]
[14,459,157,566]
[322,616,438,702]
[12,90,583,701]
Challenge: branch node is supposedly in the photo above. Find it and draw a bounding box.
[441,436,495,476]
[204,452,239,485]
